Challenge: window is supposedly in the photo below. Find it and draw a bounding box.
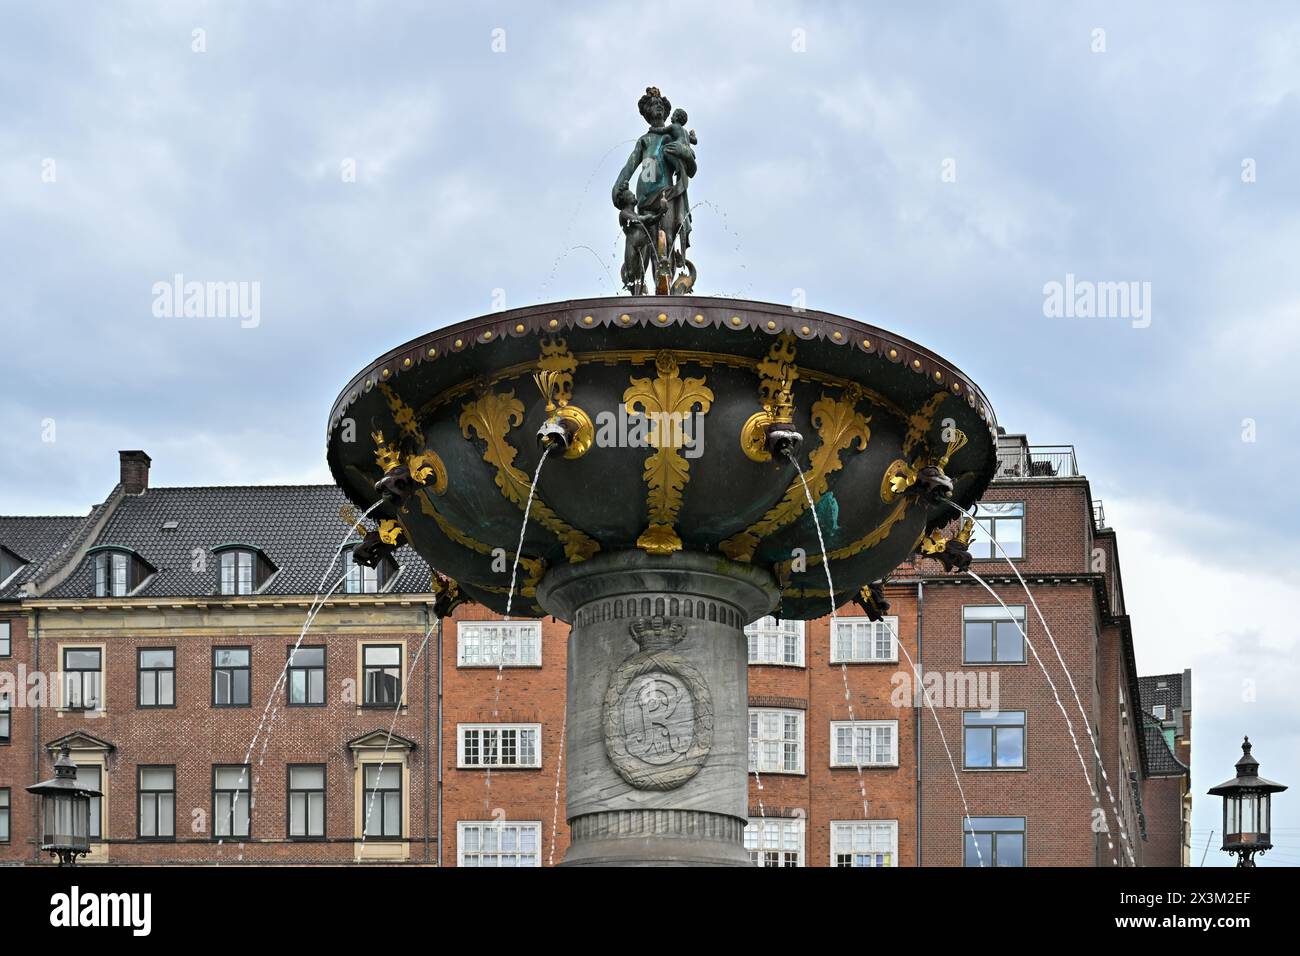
[963,711,1026,768]
[745,616,804,666]
[744,818,804,867]
[213,647,251,706]
[0,620,10,657]
[963,605,1025,664]
[137,648,175,708]
[362,645,402,706]
[93,549,150,597]
[288,765,326,839]
[0,549,23,586]
[968,502,1024,559]
[831,616,899,663]
[138,766,175,839]
[213,766,251,838]
[344,548,394,593]
[78,764,103,841]
[831,720,898,767]
[287,646,325,705]
[457,621,542,667]
[62,648,102,711]
[832,820,898,867]
[216,547,273,595]
[361,764,401,839]
[458,821,541,867]
[1152,704,1167,720]
[749,709,804,774]
[963,816,1025,867]
[0,693,9,745]
[458,724,541,768]
[0,788,8,843]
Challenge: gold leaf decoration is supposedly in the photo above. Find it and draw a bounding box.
[458,389,600,562]
[624,351,714,555]
[721,386,871,562]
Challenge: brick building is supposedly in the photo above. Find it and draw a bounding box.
[0,438,1189,866]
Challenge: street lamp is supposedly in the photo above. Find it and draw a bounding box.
[1207,736,1288,867]
[25,744,101,866]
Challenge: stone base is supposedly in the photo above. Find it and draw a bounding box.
[537,551,778,867]
[563,809,750,867]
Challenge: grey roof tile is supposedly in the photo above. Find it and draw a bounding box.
[0,514,90,599]
[41,485,431,599]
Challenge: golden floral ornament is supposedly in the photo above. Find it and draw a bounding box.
[721,385,870,562]
[625,350,714,555]
[740,333,799,463]
[459,388,600,562]
[532,336,594,460]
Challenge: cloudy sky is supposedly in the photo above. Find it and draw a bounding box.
[2,1,1298,864]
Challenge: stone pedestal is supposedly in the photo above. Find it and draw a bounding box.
[537,551,778,866]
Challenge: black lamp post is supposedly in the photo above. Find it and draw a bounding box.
[1207,736,1287,867]
[25,744,101,866]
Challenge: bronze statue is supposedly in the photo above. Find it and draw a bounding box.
[613,87,698,295]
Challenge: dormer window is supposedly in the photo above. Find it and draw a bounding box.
[92,548,152,597]
[0,546,27,586]
[345,547,395,594]
[214,546,275,596]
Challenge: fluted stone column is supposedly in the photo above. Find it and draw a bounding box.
[537,551,778,866]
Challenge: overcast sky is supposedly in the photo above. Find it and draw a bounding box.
[2,1,1298,865]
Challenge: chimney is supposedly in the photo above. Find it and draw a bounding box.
[119,450,151,495]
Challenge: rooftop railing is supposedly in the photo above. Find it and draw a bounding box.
[994,444,1080,479]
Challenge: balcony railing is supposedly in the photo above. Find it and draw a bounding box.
[1092,500,1107,529]
[994,444,1079,479]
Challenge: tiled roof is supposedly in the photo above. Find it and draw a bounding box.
[0,514,90,599]
[1138,672,1185,715]
[42,484,431,599]
[1140,709,1188,777]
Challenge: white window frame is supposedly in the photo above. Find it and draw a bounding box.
[456,620,543,668]
[831,616,899,663]
[745,616,805,667]
[744,817,805,867]
[831,820,899,867]
[748,708,805,774]
[457,723,542,769]
[458,820,542,867]
[1152,704,1167,720]
[830,720,899,768]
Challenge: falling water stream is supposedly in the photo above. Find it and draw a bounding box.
[943,500,1135,866]
[787,454,869,819]
[787,450,986,865]
[220,500,385,860]
[483,446,551,832]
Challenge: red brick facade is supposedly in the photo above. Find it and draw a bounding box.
[0,442,1188,867]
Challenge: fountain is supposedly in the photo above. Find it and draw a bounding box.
[325,87,1000,866]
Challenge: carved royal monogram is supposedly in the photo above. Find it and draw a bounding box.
[603,614,713,791]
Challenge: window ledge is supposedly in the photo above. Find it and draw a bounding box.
[456,663,543,670]
[962,766,1029,772]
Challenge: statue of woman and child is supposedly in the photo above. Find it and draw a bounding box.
[612,87,698,295]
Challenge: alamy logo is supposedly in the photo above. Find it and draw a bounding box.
[151,273,261,328]
[593,404,705,459]
[1042,273,1152,328]
[49,886,152,936]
